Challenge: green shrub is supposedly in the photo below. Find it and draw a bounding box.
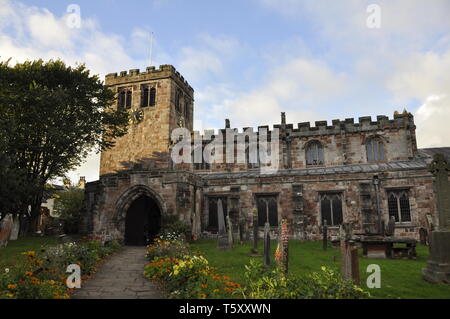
[239,260,370,299]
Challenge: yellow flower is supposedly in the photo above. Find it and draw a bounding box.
[6,293,14,298]
[199,293,206,298]
[7,284,17,290]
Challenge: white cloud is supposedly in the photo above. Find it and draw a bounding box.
[415,95,450,148]
[209,57,346,129]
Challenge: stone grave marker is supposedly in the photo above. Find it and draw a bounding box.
[251,209,259,255]
[0,214,14,248]
[217,199,230,250]
[423,153,450,284]
[322,219,328,251]
[9,215,20,241]
[263,222,271,268]
[226,214,233,248]
[339,223,360,285]
[385,216,396,237]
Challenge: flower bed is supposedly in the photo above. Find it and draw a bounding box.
[144,237,240,299]
[0,239,121,299]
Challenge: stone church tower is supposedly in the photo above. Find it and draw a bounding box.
[100,65,194,175]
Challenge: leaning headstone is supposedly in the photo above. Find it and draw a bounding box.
[217,199,230,250]
[0,214,14,248]
[322,220,328,251]
[423,154,450,284]
[339,223,360,285]
[226,215,233,248]
[9,215,20,241]
[263,222,271,268]
[250,209,259,255]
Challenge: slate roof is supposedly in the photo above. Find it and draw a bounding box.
[199,147,450,180]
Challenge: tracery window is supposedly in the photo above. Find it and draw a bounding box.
[387,190,411,223]
[305,141,324,166]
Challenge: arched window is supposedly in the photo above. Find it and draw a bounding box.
[141,85,149,107]
[118,87,132,109]
[305,141,324,166]
[149,87,156,106]
[366,137,385,162]
[175,91,182,113]
[387,190,411,223]
[320,193,343,226]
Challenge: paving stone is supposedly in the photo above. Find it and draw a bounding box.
[72,246,165,299]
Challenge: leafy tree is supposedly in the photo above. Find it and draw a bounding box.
[0,59,129,231]
[53,189,85,234]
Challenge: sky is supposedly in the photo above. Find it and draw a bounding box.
[1,0,450,183]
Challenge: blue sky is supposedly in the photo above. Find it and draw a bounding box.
[1,0,450,182]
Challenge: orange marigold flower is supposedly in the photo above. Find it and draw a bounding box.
[201,284,208,289]
[25,271,33,276]
[7,284,17,290]
[199,293,207,298]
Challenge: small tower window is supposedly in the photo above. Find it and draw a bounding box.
[175,90,182,113]
[141,85,157,107]
[126,90,132,109]
[366,137,385,162]
[141,85,149,107]
[118,87,132,109]
[149,87,156,106]
[305,141,324,166]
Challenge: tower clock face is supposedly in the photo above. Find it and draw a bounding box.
[129,109,144,124]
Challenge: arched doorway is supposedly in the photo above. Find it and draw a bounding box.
[124,195,161,246]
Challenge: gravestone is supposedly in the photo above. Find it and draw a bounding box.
[385,216,396,237]
[9,215,20,241]
[226,215,233,248]
[250,209,259,255]
[263,222,271,268]
[339,223,360,285]
[322,220,328,251]
[280,219,289,273]
[423,154,450,284]
[0,214,14,248]
[217,199,230,250]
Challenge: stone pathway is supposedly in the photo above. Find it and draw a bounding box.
[72,246,164,299]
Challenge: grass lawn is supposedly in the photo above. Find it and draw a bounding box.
[0,236,59,269]
[190,239,450,299]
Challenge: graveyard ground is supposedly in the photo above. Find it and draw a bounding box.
[190,239,450,299]
[0,236,58,269]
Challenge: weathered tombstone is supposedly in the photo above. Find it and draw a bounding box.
[217,199,230,250]
[322,220,328,251]
[423,154,450,284]
[339,223,360,285]
[9,215,20,241]
[280,219,289,273]
[385,216,396,237]
[250,209,259,255]
[0,214,14,248]
[263,222,271,268]
[226,215,233,248]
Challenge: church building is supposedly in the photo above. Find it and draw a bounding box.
[81,65,447,245]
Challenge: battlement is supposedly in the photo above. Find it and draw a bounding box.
[105,64,193,95]
[190,112,415,141]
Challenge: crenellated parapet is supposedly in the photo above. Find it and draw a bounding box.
[105,64,194,96]
[191,113,415,142]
